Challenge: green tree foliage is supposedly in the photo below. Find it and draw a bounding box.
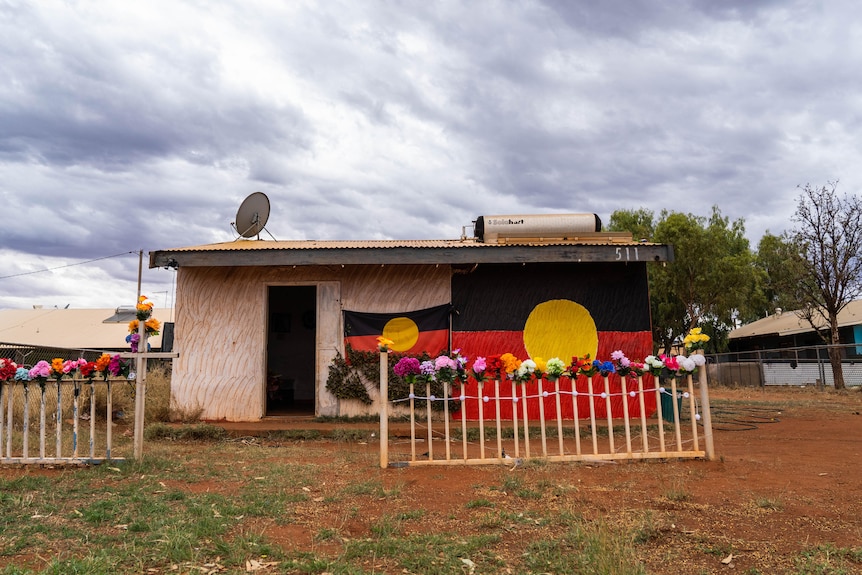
[790,181,862,390]
[607,208,655,243]
[753,231,807,318]
[609,207,758,354]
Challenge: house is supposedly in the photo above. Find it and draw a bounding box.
[149,215,673,422]
[0,307,171,364]
[728,301,862,359]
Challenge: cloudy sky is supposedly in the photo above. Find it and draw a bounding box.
[1,0,860,311]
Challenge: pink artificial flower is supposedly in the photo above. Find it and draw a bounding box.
[472,356,487,374]
[434,355,457,370]
[29,361,51,379]
[660,354,680,371]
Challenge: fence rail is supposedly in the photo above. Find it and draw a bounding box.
[377,353,715,468]
[1,337,177,464]
[0,378,131,464]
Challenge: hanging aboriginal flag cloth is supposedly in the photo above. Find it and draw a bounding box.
[344,304,451,354]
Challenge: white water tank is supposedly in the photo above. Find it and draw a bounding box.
[474,213,602,243]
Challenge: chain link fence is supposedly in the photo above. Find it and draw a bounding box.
[709,343,862,387]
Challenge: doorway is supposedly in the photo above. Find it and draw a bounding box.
[266,285,317,415]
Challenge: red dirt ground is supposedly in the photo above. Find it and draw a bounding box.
[218,386,862,572]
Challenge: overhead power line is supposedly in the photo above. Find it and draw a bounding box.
[0,251,137,280]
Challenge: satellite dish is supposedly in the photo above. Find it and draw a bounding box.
[233,192,271,239]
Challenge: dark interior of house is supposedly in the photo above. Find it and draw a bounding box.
[266,285,317,415]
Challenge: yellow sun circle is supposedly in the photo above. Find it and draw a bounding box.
[382,317,420,352]
[523,299,598,362]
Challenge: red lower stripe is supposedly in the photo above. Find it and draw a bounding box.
[345,329,449,355]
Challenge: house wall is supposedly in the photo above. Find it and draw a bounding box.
[171,264,451,421]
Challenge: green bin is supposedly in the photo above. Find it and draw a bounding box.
[660,392,683,423]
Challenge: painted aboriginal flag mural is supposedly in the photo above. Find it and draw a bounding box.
[451,262,657,420]
[344,304,450,355]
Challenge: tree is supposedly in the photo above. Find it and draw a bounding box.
[608,207,758,354]
[607,208,655,243]
[753,232,807,318]
[791,181,862,390]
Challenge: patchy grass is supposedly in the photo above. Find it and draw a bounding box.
[2,387,862,574]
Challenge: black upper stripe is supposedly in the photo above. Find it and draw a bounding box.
[451,262,650,332]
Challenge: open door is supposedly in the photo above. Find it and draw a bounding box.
[266,285,317,415]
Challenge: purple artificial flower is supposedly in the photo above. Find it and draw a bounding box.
[393,357,421,377]
[419,360,436,376]
[108,355,124,376]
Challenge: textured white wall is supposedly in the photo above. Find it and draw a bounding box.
[171,264,450,421]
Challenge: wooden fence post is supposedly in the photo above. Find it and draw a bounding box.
[379,350,389,469]
[133,321,147,459]
[698,352,716,460]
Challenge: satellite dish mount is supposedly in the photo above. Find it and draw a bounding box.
[231,192,276,240]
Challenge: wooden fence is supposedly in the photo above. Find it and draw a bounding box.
[0,378,131,464]
[378,353,715,468]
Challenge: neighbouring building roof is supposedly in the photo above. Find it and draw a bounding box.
[729,300,862,340]
[149,236,674,268]
[0,307,170,350]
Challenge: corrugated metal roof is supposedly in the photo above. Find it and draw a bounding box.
[0,308,169,351]
[150,236,674,268]
[729,299,862,339]
[160,237,657,252]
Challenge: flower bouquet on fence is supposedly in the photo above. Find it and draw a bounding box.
[28,360,52,392]
[0,358,18,383]
[128,295,161,348]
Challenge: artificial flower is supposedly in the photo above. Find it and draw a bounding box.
[660,354,680,372]
[571,354,598,377]
[108,354,130,378]
[628,361,647,376]
[598,360,615,377]
[94,353,111,373]
[393,357,421,385]
[545,357,566,381]
[28,360,51,389]
[500,353,522,377]
[679,356,697,373]
[471,356,486,373]
[128,317,161,336]
[417,360,436,383]
[376,336,394,352]
[434,354,461,385]
[533,357,548,374]
[127,332,141,352]
[136,295,156,322]
[79,361,97,380]
[0,358,18,381]
[485,355,504,381]
[515,359,537,383]
[683,327,710,351]
[611,350,632,377]
[644,355,665,376]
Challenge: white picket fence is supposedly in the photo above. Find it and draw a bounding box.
[377,353,716,468]
[0,378,132,464]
